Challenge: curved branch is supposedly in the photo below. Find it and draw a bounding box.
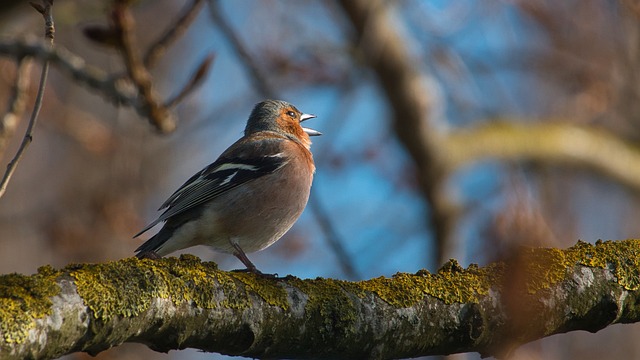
[110,4,175,133]
[0,0,54,199]
[2,240,640,359]
[445,121,640,191]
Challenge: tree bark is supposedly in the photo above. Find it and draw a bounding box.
[1,240,640,359]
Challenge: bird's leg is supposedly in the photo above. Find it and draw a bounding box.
[231,242,258,272]
[230,243,278,278]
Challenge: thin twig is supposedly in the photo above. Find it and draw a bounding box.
[0,0,54,199]
[144,0,205,68]
[308,189,361,279]
[309,80,363,279]
[165,53,214,108]
[208,0,276,97]
[111,3,176,133]
[0,58,32,156]
[0,38,140,106]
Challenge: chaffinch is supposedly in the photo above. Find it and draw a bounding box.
[134,100,320,273]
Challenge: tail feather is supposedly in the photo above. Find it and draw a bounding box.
[134,205,205,258]
[135,228,174,258]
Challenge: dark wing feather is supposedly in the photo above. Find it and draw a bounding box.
[134,151,288,237]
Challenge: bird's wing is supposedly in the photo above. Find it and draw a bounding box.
[134,148,289,237]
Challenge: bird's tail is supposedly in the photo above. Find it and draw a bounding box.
[134,230,172,259]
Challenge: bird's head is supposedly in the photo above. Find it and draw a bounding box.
[245,100,321,147]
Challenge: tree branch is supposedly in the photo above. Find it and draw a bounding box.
[0,58,32,157]
[0,38,139,109]
[0,0,54,199]
[143,0,205,68]
[2,240,640,359]
[337,0,457,266]
[445,121,640,192]
[207,0,277,98]
[164,53,214,108]
[110,3,176,133]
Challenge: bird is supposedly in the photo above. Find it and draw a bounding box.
[134,100,321,274]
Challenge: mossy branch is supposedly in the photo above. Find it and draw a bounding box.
[2,240,640,359]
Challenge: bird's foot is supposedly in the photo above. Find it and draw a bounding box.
[231,267,279,279]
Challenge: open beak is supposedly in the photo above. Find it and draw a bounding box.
[300,113,322,136]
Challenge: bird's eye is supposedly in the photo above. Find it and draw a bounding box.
[287,111,296,118]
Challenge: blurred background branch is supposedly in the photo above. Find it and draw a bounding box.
[446,121,640,191]
[143,0,205,68]
[339,0,459,265]
[0,58,32,156]
[0,0,54,198]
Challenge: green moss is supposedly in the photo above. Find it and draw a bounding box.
[230,272,289,309]
[513,239,640,294]
[0,265,61,344]
[515,247,568,294]
[4,239,640,346]
[358,260,505,308]
[573,239,640,291]
[70,255,255,321]
[352,239,640,307]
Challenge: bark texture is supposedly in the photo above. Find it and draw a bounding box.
[1,240,640,359]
